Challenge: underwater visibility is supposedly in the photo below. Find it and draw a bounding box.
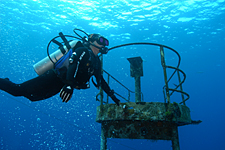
[0,0,225,150]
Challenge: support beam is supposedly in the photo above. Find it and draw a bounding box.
[127,57,143,103]
[135,76,141,102]
[171,125,180,150]
[100,124,107,150]
[160,46,171,103]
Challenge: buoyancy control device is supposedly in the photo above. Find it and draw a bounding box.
[33,28,110,75]
[33,29,87,75]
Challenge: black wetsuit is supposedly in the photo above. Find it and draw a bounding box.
[0,45,112,101]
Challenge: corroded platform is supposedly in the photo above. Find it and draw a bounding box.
[96,102,192,126]
[96,102,192,140]
[100,120,179,140]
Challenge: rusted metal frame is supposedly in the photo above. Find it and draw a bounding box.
[177,70,186,105]
[160,46,171,104]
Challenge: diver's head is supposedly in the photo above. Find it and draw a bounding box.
[88,34,109,55]
[88,34,109,47]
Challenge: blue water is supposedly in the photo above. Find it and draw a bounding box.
[0,0,225,149]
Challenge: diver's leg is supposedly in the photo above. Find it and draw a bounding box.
[20,70,65,101]
[0,70,65,101]
[0,78,22,96]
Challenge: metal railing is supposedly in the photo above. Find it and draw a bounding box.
[96,43,190,106]
[160,46,189,105]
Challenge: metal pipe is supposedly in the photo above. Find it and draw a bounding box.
[128,91,130,102]
[171,125,180,150]
[100,124,107,150]
[160,46,170,103]
[107,74,110,103]
[103,70,134,93]
[135,76,141,102]
[177,70,185,105]
[100,56,104,107]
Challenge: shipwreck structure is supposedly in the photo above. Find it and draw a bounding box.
[95,43,201,150]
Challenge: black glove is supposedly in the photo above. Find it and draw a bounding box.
[108,90,120,106]
[60,85,73,103]
[110,95,120,106]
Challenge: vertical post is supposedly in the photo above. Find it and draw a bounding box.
[127,57,143,103]
[171,125,180,150]
[100,124,107,150]
[99,55,107,150]
[177,70,185,105]
[100,55,104,106]
[107,74,110,103]
[135,76,141,102]
[160,46,171,103]
[128,91,131,102]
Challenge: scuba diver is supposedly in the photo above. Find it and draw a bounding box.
[0,30,120,106]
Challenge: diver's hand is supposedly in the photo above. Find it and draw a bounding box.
[108,90,120,106]
[60,85,73,103]
[110,95,120,106]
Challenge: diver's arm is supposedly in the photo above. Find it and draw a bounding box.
[60,47,88,103]
[100,76,120,106]
[59,54,78,103]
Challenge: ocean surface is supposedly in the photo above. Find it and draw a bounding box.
[0,0,225,150]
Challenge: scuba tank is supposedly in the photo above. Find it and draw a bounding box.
[33,40,78,75]
[33,28,105,76]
